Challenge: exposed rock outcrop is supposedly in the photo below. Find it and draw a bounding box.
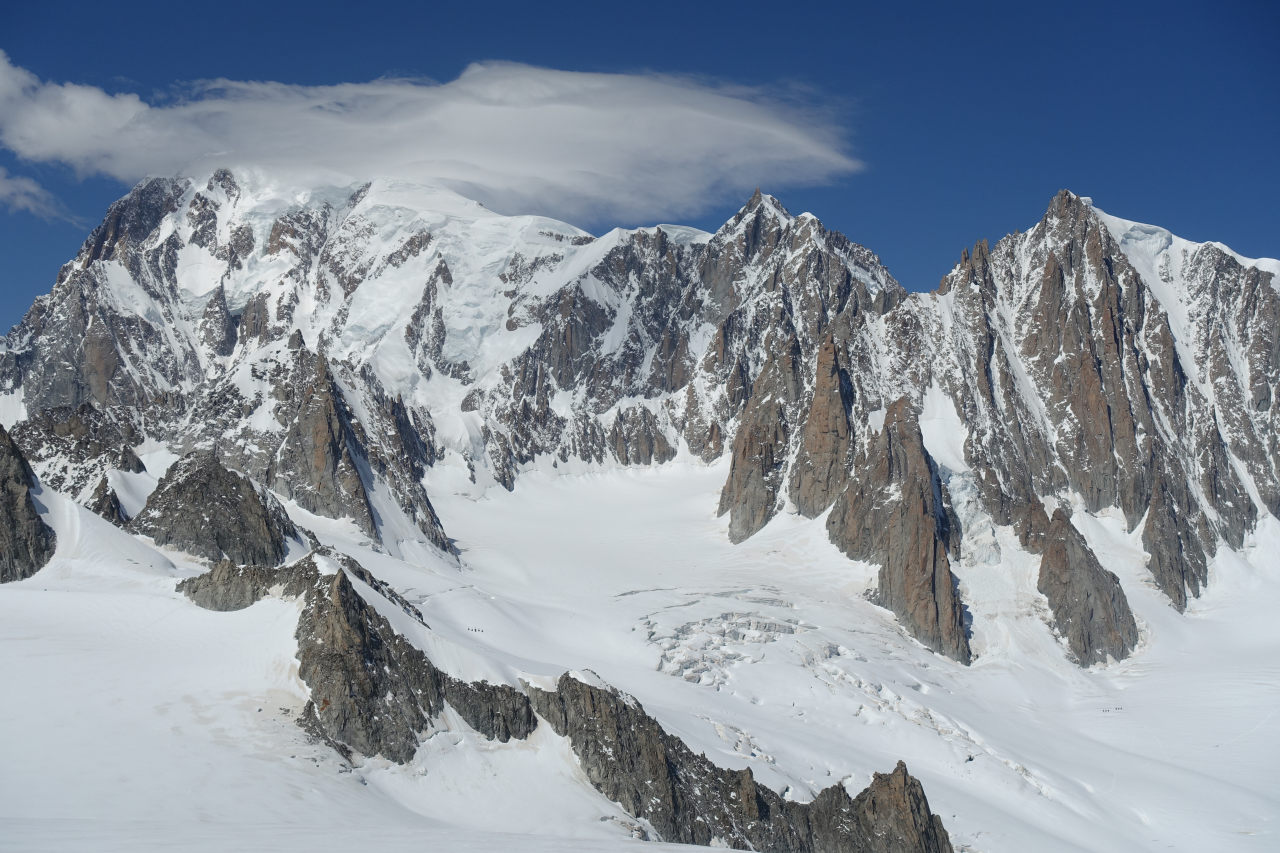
[9,404,141,500]
[529,672,953,852]
[827,400,971,664]
[718,331,803,542]
[268,354,378,538]
[129,450,299,565]
[181,553,955,853]
[0,424,56,582]
[1142,463,1210,612]
[177,559,318,612]
[851,761,957,853]
[87,476,128,525]
[789,334,854,517]
[1037,509,1139,665]
[297,559,535,760]
[180,551,534,763]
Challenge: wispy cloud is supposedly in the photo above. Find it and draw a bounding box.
[0,166,80,224]
[0,52,859,225]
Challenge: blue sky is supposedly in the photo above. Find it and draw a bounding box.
[1,0,1276,331]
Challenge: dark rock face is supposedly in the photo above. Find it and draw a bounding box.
[0,425,57,583]
[1037,509,1139,665]
[3,172,1276,660]
[87,476,128,525]
[1140,463,1210,613]
[789,334,854,517]
[610,406,676,466]
[177,559,318,612]
[180,551,536,763]
[850,761,956,853]
[718,327,803,542]
[9,404,141,500]
[827,400,971,664]
[529,673,953,852]
[129,450,299,565]
[267,354,378,538]
[719,396,790,543]
[181,554,955,852]
[298,561,537,760]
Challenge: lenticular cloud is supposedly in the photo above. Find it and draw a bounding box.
[0,52,858,224]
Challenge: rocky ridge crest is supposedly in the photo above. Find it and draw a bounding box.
[179,553,953,852]
[1,172,1274,665]
[0,424,56,582]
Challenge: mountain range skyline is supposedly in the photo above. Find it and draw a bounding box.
[2,0,1276,332]
[1,4,1277,850]
[0,164,1276,851]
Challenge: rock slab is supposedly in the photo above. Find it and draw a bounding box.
[1038,509,1139,665]
[0,424,56,582]
[827,399,971,664]
[130,450,299,565]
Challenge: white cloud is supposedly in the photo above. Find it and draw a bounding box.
[0,166,79,224]
[0,52,859,225]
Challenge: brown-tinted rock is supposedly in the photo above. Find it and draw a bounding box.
[849,761,956,853]
[719,398,789,542]
[0,424,57,583]
[610,406,676,466]
[1143,463,1208,611]
[129,450,299,566]
[718,332,803,542]
[827,399,971,664]
[529,672,953,852]
[268,354,377,538]
[789,334,854,517]
[1037,509,1138,665]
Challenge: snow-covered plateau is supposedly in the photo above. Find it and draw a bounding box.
[0,170,1277,852]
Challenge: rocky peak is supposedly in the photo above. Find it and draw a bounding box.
[827,399,971,664]
[528,672,954,852]
[712,188,796,263]
[129,449,301,566]
[267,352,378,540]
[79,176,188,269]
[1037,508,1139,665]
[4,173,1277,659]
[1046,187,1089,220]
[0,424,57,583]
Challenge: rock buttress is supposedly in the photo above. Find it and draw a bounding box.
[827,399,971,664]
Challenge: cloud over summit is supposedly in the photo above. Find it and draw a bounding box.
[0,53,859,225]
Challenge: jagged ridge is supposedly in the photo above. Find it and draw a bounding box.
[1,172,1275,665]
[178,553,954,853]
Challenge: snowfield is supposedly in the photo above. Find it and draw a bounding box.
[2,173,1278,851]
[2,457,1277,852]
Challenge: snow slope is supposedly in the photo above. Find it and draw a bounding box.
[4,459,1275,852]
[425,462,1280,852]
[2,176,1278,851]
[0,488,683,852]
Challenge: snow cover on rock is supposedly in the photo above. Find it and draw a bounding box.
[1,462,1276,852]
[0,172,1277,851]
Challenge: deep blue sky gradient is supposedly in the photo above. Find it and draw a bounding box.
[1,0,1276,330]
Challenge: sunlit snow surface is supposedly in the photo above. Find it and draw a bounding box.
[2,461,1278,852]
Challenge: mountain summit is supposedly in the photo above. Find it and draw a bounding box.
[1,171,1276,851]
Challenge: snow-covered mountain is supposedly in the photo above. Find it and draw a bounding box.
[0,170,1277,852]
